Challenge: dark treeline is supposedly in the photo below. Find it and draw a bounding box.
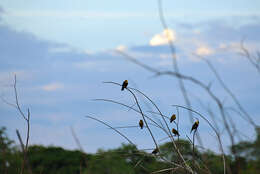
[0,127,259,174]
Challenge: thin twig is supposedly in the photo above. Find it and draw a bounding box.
[151,167,180,174]
[70,126,84,152]
[172,105,226,174]
[103,81,193,173]
[85,115,135,146]
[157,0,204,150]
[192,130,197,168]
[93,99,169,134]
[7,75,32,174]
[240,39,260,74]
[194,53,257,128]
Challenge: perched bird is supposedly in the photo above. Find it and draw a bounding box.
[172,128,180,136]
[170,114,176,123]
[190,120,199,133]
[152,148,159,154]
[121,80,128,91]
[139,119,144,129]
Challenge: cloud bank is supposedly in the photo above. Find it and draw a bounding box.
[149,29,177,46]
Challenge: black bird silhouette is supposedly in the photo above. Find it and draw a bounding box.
[152,148,159,154]
[139,119,144,129]
[172,128,180,136]
[170,114,176,123]
[121,80,128,91]
[190,120,199,133]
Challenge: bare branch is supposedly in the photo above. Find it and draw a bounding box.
[103,81,193,173]
[151,167,180,174]
[85,115,136,146]
[240,39,260,74]
[70,126,84,152]
[172,105,226,174]
[93,99,168,134]
[194,53,257,128]
[16,129,25,152]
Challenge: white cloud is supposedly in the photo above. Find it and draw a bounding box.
[41,82,64,91]
[196,45,214,56]
[115,45,127,51]
[149,29,177,46]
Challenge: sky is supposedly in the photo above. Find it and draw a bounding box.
[0,0,260,154]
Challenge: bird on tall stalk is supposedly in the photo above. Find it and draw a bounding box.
[139,119,144,129]
[172,128,180,136]
[152,148,159,155]
[170,114,176,123]
[190,119,199,133]
[121,80,128,91]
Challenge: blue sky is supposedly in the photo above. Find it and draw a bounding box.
[1,0,260,51]
[0,0,260,153]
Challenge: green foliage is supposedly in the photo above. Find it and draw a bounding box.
[0,127,14,150]
[1,126,260,174]
[199,151,229,174]
[85,145,135,174]
[159,139,196,162]
[0,127,22,174]
[27,145,90,174]
[230,127,260,173]
[85,144,168,174]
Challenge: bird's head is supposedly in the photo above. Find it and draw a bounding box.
[195,117,199,124]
